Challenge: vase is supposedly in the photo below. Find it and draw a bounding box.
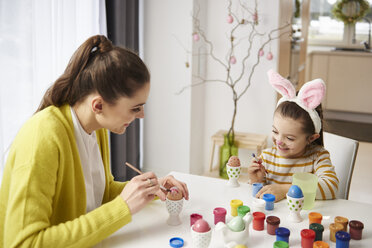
[219,133,238,179]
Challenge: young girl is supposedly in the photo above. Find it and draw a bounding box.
[248,70,338,202]
[0,35,188,247]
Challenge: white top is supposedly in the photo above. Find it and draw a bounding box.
[70,107,105,212]
[103,172,372,248]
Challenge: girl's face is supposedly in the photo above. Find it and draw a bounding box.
[272,112,318,158]
[97,83,150,134]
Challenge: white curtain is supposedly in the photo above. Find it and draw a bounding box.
[0,0,107,181]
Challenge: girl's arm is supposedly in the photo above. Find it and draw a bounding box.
[313,148,339,200]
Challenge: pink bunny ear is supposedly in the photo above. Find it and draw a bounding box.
[297,79,326,109]
[267,69,296,99]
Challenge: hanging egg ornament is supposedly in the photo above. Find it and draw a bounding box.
[227,15,234,24]
[259,49,264,57]
[253,12,258,25]
[266,52,273,61]
[185,61,190,68]
[230,56,237,64]
[193,33,200,42]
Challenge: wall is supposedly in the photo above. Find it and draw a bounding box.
[143,0,280,176]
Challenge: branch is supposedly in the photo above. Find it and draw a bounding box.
[176,76,228,95]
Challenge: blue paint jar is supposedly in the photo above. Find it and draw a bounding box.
[335,231,350,248]
[252,183,263,197]
[262,193,276,210]
[275,227,290,243]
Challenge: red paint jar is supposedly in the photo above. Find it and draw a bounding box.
[213,207,227,225]
[301,229,315,248]
[349,220,364,240]
[252,211,266,231]
[266,216,280,235]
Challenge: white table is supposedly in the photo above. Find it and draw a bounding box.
[102,172,371,248]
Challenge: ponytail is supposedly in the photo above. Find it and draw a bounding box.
[36,35,149,112]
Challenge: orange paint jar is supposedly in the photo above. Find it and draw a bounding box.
[313,241,329,248]
[334,216,348,232]
[329,223,343,242]
[308,212,322,225]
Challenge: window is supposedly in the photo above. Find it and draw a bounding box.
[308,0,372,48]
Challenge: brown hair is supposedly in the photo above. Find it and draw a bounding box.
[37,35,150,112]
[275,101,324,146]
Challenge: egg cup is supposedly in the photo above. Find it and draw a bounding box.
[190,227,212,248]
[226,164,241,187]
[286,193,304,223]
[165,198,184,226]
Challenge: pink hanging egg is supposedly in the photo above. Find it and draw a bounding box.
[259,49,264,57]
[227,15,234,24]
[230,56,237,64]
[193,33,200,42]
[253,13,258,22]
[266,52,273,60]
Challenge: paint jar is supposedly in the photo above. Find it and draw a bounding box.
[273,240,289,248]
[349,220,364,240]
[309,223,324,241]
[301,229,315,248]
[313,241,329,248]
[335,231,350,248]
[251,198,266,213]
[266,216,280,235]
[213,207,227,225]
[329,223,343,242]
[190,213,203,226]
[252,182,263,197]
[263,193,276,211]
[230,199,243,217]
[252,211,266,231]
[334,216,348,232]
[275,227,290,243]
[237,205,250,217]
[308,212,322,225]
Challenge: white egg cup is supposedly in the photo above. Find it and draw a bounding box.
[286,193,304,223]
[190,227,212,248]
[226,164,241,187]
[165,198,183,226]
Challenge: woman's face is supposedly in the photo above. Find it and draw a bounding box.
[271,112,310,158]
[97,83,150,134]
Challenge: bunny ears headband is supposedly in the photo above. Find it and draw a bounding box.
[267,69,326,134]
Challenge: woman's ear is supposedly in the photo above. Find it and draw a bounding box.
[308,133,320,144]
[91,96,104,114]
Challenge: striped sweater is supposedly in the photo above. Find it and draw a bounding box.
[260,145,339,200]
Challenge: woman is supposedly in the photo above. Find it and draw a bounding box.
[0,35,189,247]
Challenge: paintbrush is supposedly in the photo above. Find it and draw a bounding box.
[252,153,268,173]
[125,162,171,192]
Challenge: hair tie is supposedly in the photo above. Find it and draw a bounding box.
[267,69,326,134]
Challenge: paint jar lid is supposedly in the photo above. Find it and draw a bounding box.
[252,211,265,220]
[275,227,290,237]
[349,220,364,230]
[301,229,315,239]
[169,237,184,247]
[266,215,280,225]
[237,205,250,216]
[335,231,351,241]
[262,193,276,202]
[309,223,324,232]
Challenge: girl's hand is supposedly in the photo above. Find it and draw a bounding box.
[120,172,160,215]
[157,175,189,201]
[256,184,291,202]
[248,158,266,183]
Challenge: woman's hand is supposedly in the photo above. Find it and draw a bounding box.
[248,158,266,183]
[120,172,160,215]
[157,175,189,201]
[256,184,291,202]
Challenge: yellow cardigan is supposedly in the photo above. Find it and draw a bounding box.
[0,105,132,247]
